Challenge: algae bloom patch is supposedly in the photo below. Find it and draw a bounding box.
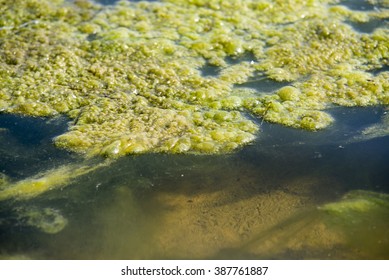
[0,0,388,157]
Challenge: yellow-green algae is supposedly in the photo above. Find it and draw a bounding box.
[355,107,389,140]
[0,161,109,201]
[320,190,389,219]
[16,206,68,234]
[319,190,389,256]
[0,0,388,201]
[0,0,388,158]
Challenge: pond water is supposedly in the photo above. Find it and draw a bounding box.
[0,106,388,260]
[1,0,388,260]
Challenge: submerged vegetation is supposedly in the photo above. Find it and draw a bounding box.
[15,206,68,234]
[0,160,109,201]
[320,190,389,258]
[320,190,389,223]
[0,0,388,158]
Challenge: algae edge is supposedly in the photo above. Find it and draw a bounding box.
[0,0,388,200]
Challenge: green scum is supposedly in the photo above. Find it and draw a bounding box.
[0,0,388,199]
[1,0,388,157]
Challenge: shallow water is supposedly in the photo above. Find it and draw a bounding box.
[0,106,388,260]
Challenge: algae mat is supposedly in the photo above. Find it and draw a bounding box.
[1,0,388,201]
[0,0,389,259]
[0,0,388,157]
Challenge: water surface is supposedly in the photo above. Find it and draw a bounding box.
[1,107,388,259]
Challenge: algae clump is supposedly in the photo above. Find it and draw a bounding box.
[320,190,389,223]
[15,206,68,234]
[0,0,387,158]
[0,161,109,201]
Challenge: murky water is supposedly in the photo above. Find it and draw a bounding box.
[1,106,388,260]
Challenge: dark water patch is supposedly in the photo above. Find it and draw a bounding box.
[200,63,221,77]
[327,106,385,137]
[75,153,243,199]
[0,229,42,259]
[94,0,158,4]
[94,0,119,5]
[201,52,257,78]
[0,114,68,146]
[0,114,76,179]
[86,33,99,41]
[0,202,45,259]
[252,106,386,148]
[338,0,378,11]
[369,65,389,75]
[237,77,290,93]
[225,52,257,65]
[331,136,389,193]
[347,19,388,33]
[240,106,388,190]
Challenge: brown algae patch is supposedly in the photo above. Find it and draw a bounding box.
[0,0,388,158]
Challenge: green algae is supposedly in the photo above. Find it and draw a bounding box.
[15,206,68,234]
[319,190,389,258]
[0,161,109,201]
[0,0,387,201]
[320,190,389,221]
[0,0,387,158]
